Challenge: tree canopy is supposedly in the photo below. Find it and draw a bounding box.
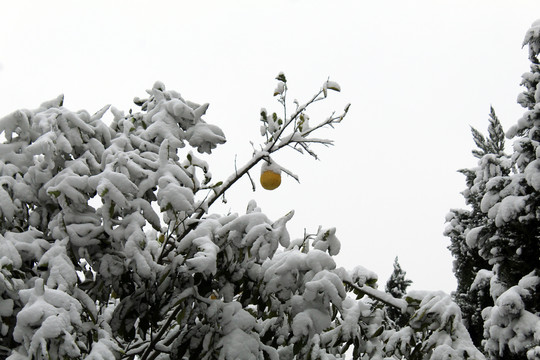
[0,71,485,360]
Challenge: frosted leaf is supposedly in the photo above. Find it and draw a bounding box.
[86,334,121,360]
[177,217,223,254]
[489,274,507,301]
[306,249,336,274]
[164,98,196,122]
[220,302,256,334]
[271,210,293,248]
[132,198,161,230]
[0,187,15,222]
[465,226,484,248]
[37,94,64,110]
[312,227,341,256]
[13,279,82,357]
[156,161,194,190]
[292,308,331,337]
[340,297,369,339]
[217,328,259,360]
[525,159,540,191]
[186,236,220,275]
[349,265,378,287]
[273,81,285,96]
[217,212,272,246]
[186,122,226,154]
[0,298,14,317]
[304,270,346,307]
[291,311,314,337]
[94,177,129,208]
[261,250,307,300]
[244,223,272,247]
[30,316,81,357]
[91,169,138,196]
[324,80,341,92]
[494,286,525,318]
[0,234,21,269]
[470,269,493,291]
[192,102,210,120]
[483,286,540,358]
[123,217,154,278]
[38,239,78,289]
[157,180,194,213]
[523,19,540,59]
[493,195,528,227]
[63,111,95,135]
[46,173,89,205]
[0,110,32,142]
[4,230,50,264]
[26,131,57,156]
[404,291,485,359]
[143,109,185,148]
[517,271,540,294]
[66,221,103,247]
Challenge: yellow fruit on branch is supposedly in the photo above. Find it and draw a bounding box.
[260,170,281,190]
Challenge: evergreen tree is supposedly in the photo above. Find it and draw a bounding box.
[444,107,508,348]
[385,256,412,327]
[386,257,412,299]
[446,20,540,359]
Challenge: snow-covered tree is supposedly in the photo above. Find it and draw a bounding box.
[0,73,483,359]
[385,257,412,327]
[386,257,413,300]
[444,107,508,348]
[446,20,540,359]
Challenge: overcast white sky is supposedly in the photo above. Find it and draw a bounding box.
[2,1,540,292]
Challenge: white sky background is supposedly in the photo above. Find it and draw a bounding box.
[2,0,540,293]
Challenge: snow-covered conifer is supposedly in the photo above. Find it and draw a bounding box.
[445,107,508,348]
[385,257,412,327]
[446,19,540,359]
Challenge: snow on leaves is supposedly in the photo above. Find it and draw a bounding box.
[0,77,482,360]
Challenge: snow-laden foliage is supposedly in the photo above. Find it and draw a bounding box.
[0,74,482,359]
[446,19,540,359]
[385,257,412,327]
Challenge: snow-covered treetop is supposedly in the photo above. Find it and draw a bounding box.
[0,76,483,360]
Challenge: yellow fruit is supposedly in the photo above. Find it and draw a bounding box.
[260,170,281,190]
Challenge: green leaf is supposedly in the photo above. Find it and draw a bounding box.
[176,306,187,324]
[109,201,116,218]
[293,340,304,355]
[275,72,287,83]
[371,326,384,338]
[326,81,341,92]
[366,278,378,288]
[48,190,61,198]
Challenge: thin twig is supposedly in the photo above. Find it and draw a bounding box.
[140,288,194,360]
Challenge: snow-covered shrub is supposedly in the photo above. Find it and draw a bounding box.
[0,74,480,359]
